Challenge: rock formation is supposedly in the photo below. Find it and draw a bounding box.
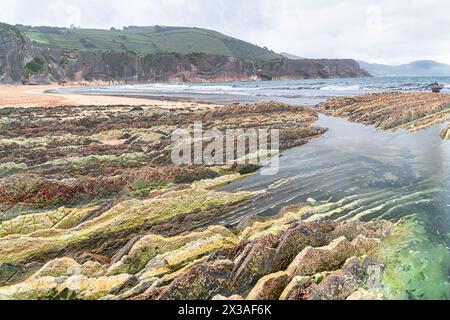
[0,98,404,300]
[318,92,450,137]
[0,23,370,84]
[441,124,450,139]
[0,23,35,83]
[0,199,395,300]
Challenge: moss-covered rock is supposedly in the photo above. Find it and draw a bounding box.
[0,206,100,238]
[0,274,132,300]
[0,188,251,264]
[30,257,107,279]
[108,225,238,275]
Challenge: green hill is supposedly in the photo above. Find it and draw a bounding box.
[15,25,282,61]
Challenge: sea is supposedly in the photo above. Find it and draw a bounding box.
[53,76,450,105]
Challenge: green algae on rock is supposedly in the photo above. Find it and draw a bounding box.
[0,198,396,300]
[0,273,133,300]
[107,225,239,276]
[0,206,101,238]
[0,186,252,265]
[377,217,450,300]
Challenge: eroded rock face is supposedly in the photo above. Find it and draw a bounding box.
[318,92,450,136]
[1,45,371,85]
[127,205,394,301]
[0,23,34,83]
[0,197,395,300]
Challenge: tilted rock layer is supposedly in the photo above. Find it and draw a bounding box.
[0,101,335,299]
[0,102,325,215]
[0,201,395,300]
[318,92,450,137]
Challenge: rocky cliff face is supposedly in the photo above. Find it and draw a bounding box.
[0,23,35,83]
[0,25,371,84]
[24,51,371,84]
[270,59,372,79]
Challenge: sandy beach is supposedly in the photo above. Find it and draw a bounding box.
[0,84,215,109]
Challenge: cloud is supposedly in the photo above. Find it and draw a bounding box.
[1,0,449,64]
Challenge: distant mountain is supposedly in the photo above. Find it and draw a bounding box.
[357,60,450,77]
[280,52,305,60]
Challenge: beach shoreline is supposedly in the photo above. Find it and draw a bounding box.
[0,84,217,109]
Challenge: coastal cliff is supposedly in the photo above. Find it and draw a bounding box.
[0,23,35,83]
[0,23,371,84]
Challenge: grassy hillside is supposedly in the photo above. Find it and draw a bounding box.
[15,25,282,61]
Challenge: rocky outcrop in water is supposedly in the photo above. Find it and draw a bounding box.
[441,124,450,139]
[0,98,398,300]
[1,95,446,299]
[318,92,450,137]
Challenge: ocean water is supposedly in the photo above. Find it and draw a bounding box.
[54,76,450,105]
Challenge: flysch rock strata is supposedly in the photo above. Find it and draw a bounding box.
[318,92,450,137]
[0,198,396,300]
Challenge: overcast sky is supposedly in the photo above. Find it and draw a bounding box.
[1,0,450,65]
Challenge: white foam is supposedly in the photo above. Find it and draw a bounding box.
[320,85,361,91]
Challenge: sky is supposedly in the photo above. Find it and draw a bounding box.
[1,0,450,65]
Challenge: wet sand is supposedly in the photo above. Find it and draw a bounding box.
[0,84,216,109]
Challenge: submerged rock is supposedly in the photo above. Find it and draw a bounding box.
[376,218,450,300]
[440,124,450,139]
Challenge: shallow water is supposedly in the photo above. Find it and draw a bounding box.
[220,115,449,239]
